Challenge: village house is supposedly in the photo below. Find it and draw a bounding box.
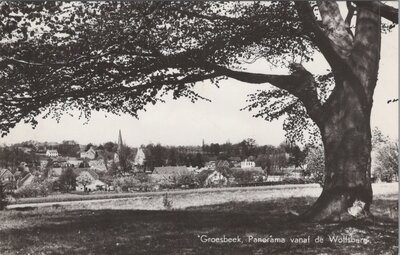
[89,159,107,172]
[205,161,216,170]
[266,175,283,182]
[216,160,230,169]
[80,146,97,160]
[134,147,146,166]
[240,159,256,169]
[46,149,59,158]
[66,158,83,168]
[0,169,15,189]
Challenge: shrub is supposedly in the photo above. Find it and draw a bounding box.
[59,167,77,192]
[175,173,198,189]
[0,180,8,210]
[112,176,140,192]
[304,146,325,186]
[162,192,173,210]
[196,170,214,187]
[15,181,52,198]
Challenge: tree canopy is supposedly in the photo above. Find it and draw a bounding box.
[2,1,396,143]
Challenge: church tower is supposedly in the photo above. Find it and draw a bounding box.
[117,129,123,153]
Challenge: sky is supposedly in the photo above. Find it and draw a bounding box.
[0,18,398,148]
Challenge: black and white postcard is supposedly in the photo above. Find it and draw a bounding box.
[0,1,398,254]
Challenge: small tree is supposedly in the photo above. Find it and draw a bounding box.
[373,142,399,182]
[304,146,325,186]
[78,160,90,168]
[77,173,93,192]
[108,160,119,177]
[59,167,77,192]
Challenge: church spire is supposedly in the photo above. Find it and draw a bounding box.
[118,129,123,152]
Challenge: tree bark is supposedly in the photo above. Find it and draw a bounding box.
[296,4,381,222]
[301,77,374,222]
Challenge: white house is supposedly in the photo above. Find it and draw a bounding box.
[46,150,59,158]
[240,159,255,169]
[134,147,146,166]
[267,175,283,182]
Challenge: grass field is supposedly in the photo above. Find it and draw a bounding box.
[1,186,398,254]
[11,184,322,205]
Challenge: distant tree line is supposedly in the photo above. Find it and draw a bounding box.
[0,146,39,172]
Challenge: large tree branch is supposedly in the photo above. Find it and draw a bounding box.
[207,63,326,125]
[317,1,354,57]
[294,2,350,75]
[355,1,398,24]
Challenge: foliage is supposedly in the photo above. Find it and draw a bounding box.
[103,142,118,153]
[57,141,80,157]
[175,172,198,188]
[0,180,8,210]
[196,170,214,187]
[0,146,39,171]
[286,145,308,168]
[134,172,150,184]
[254,145,288,173]
[373,142,399,182]
[371,126,390,149]
[243,72,334,146]
[78,160,90,168]
[0,2,398,219]
[14,180,52,198]
[228,168,264,185]
[112,176,140,192]
[238,138,257,159]
[58,167,77,192]
[85,143,94,151]
[117,145,133,173]
[0,2,311,137]
[108,160,119,177]
[76,172,93,189]
[145,144,205,168]
[304,146,325,186]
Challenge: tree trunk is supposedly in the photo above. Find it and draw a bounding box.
[302,79,373,222]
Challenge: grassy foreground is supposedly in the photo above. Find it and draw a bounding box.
[0,196,398,255]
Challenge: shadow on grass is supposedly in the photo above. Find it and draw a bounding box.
[0,197,397,255]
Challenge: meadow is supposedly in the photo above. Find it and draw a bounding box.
[1,184,398,254]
